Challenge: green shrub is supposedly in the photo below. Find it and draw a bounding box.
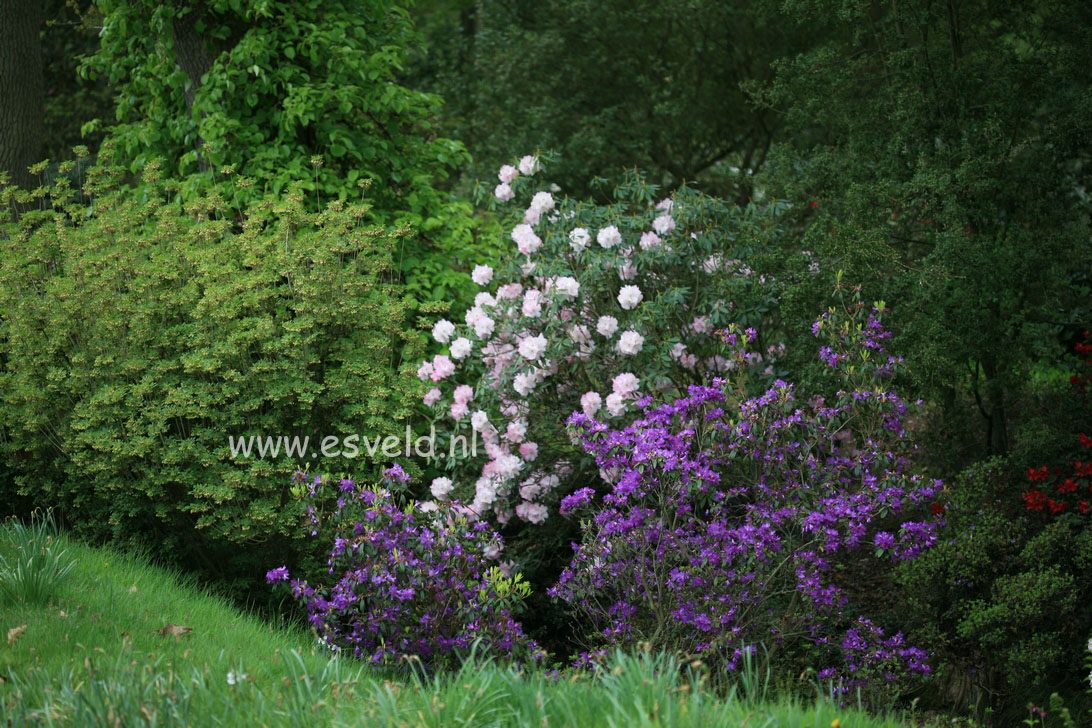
[894,458,1092,722]
[0,148,429,589]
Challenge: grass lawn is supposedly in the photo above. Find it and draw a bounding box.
[0,515,945,727]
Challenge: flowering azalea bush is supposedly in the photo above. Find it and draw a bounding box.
[550,286,940,703]
[267,466,542,667]
[417,154,793,529]
[1021,330,1092,521]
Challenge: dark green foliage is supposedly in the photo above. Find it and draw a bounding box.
[0,146,428,588]
[894,459,1092,721]
[753,0,1092,471]
[407,0,802,201]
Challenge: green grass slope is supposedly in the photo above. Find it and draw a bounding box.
[0,516,938,727]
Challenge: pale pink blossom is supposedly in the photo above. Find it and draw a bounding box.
[617,285,643,310]
[612,372,640,397]
[498,164,519,183]
[616,330,644,355]
[605,393,627,416]
[597,225,622,248]
[518,334,548,360]
[581,391,602,417]
[519,441,538,461]
[430,477,454,500]
[416,360,434,381]
[511,224,542,255]
[450,401,469,420]
[497,282,524,299]
[449,337,471,359]
[494,183,514,201]
[530,191,555,213]
[639,231,661,249]
[423,388,442,406]
[516,501,548,524]
[596,315,619,337]
[473,316,495,339]
[522,289,543,317]
[691,316,711,335]
[569,227,590,252]
[514,373,536,396]
[518,155,538,176]
[472,265,494,285]
[506,419,527,443]
[554,276,580,297]
[652,213,676,235]
[430,354,456,381]
[453,384,474,405]
[432,319,456,344]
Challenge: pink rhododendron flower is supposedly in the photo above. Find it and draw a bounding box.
[494,183,514,201]
[569,227,590,252]
[514,373,536,396]
[473,315,495,339]
[449,337,472,359]
[597,315,619,337]
[518,334,548,360]
[511,224,542,255]
[616,330,644,355]
[450,401,468,420]
[530,191,555,213]
[652,213,676,234]
[496,282,523,299]
[611,372,640,397]
[423,387,442,406]
[453,384,474,405]
[639,231,661,249]
[522,289,543,317]
[506,419,527,443]
[617,285,643,310]
[516,501,548,524]
[518,155,538,176]
[605,392,627,416]
[430,355,455,381]
[581,391,602,417]
[416,360,434,381]
[554,276,580,297]
[691,316,711,334]
[519,441,538,461]
[432,319,456,344]
[472,265,494,285]
[597,225,622,248]
[430,476,454,500]
[498,164,518,183]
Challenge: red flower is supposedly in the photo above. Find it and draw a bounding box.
[1047,498,1068,514]
[1022,489,1048,511]
[1079,500,1090,514]
[1026,466,1049,482]
[1079,433,1092,449]
[930,502,946,516]
[1059,478,1079,494]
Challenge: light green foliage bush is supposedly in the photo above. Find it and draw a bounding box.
[0,145,428,585]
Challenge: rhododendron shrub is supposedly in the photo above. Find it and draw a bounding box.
[419,155,791,528]
[551,287,940,702]
[268,466,542,667]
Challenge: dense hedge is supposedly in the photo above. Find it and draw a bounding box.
[0,149,429,586]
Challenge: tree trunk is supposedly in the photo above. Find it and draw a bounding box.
[169,4,218,171]
[0,0,45,190]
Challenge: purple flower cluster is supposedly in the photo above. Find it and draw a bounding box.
[550,297,941,695]
[268,468,542,667]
